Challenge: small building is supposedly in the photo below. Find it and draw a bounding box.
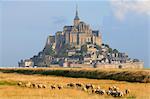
[18,59,34,67]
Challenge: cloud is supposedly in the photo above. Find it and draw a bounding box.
[110,0,150,21]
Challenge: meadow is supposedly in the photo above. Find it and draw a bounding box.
[0,68,150,99]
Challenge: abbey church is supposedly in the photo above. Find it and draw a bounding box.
[46,7,102,50]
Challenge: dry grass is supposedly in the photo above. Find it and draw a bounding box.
[0,72,150,99]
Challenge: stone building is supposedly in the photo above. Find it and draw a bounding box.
[18,59,34,67]
[53,7,102,50]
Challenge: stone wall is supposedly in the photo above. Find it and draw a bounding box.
[96,62,144,69]
[63,62,144,69]
[70,63,92,68]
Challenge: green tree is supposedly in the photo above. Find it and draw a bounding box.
[81,44,87,55]
[113,49,119,53]
[108,48,113,53]
[95,44,101,50]
[43,45,55,56]
[105,44,109,48]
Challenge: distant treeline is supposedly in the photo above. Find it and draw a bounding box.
[0,68,149,83]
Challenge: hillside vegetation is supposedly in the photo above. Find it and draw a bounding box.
[0,68,149,83]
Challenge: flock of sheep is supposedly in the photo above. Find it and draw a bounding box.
[17,82,130,98]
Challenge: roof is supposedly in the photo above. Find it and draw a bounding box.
[92,30,99,36]
[64,26,73,31]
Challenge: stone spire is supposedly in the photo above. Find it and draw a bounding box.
[74,4,79,20]
[74,4,80,26]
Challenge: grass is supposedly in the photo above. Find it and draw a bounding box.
[0,81,16,86]
[0,72,149,99]
[0,68,149,83]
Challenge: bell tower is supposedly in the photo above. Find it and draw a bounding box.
[74,5,80,26]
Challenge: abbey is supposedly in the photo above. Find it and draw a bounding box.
[18,7,143,69]
[63,8,101,47]
[46,8,102,51]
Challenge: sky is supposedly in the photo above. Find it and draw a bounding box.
[0,0,150,68]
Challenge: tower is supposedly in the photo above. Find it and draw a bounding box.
[74,5,80,26]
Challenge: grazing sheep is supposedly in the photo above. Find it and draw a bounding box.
[109,86,119,91]
[125,89,130,94]
[17,82,23,86]
[95,89,105,95]
[118,91,124,97]
[92,89,96,93]
[42,84,47,88]
[67,83,74,88]
[50,85,56,89]
[32,83,38,88]
[85,84,94,90]
[76,83,83,88]
[110,91,117,97]
[57,85,62,90]
[108,87,113,91]
[106,90,112,95]
[108,90,124,97]
[114,87,119,91]
[37,84,43,88]
[25,82,31,88]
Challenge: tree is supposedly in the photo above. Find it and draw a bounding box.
[81,44,87,54]
[105,44,109,48]
[108,48,113,53]
[95,44,101,50]
[43,45,55,56]
[113,49,119,53]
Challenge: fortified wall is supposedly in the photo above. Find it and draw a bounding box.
[66,62,144,69]
[96,62,144,69]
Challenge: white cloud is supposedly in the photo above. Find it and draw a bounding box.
[110,0,150,21]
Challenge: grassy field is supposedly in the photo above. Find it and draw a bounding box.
[0,68,150,83]
[0,68,150,99]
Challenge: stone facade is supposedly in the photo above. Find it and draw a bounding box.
[96,62,144,69]
[18,59,34,67]
[53,8,102,50]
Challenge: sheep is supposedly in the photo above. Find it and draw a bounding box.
[92,89,96,93]
[85,84,94,90]
[108,86,119,91]
[108,86,113,91]
[110,91,117,97]
[106,90,112,96]
[118,91,124,97]
[50,85,56,89]
[42,84,47,88]
[57,85,62,90]
[94,89,105,95]
[67,83,74,88]
[25,82,31,88]
[17,82,23,86]
[75,83,84,88]
[112,91,124,97]
[114,87,119,91]
[125,89,130,94]
[37,84,43,88]
[31,83,38,88]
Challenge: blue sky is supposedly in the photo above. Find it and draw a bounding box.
[0,0,150,68]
